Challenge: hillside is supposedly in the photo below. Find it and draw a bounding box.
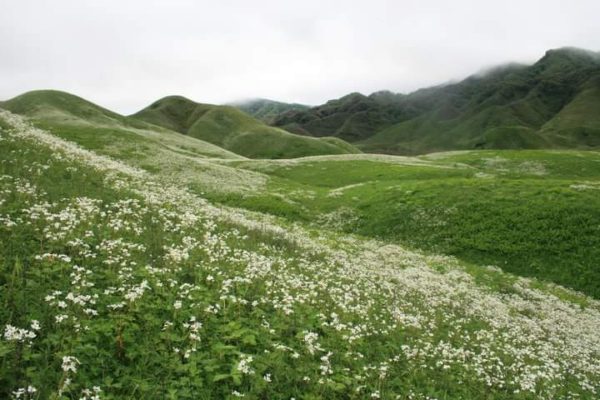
[0,90,241,160]
[229,98,309,124]
[3,91,599,297]
[222,150,600,298]
[272,47,600,154]
[131,96,359,159]
[2,109,600,399]
[0,90,278,194]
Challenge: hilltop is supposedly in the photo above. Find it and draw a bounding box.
[272,47,600,154]
[131,96,359,159]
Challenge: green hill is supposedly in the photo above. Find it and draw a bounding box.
[0,90,281,194]
[229,98,309,124]
[0,90,240,159]
[272,47,600,154]
[273,91,418,141]
[0,89,149,131]
[131,96,360,159]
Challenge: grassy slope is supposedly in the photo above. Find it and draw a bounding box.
[132,96,360,159]
[216,150,600,298]
[2,110,600,400]
[539,75,600,146]
[0,90,241,160]
[0,90,273,194]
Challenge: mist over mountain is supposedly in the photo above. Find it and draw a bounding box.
[270,47,600,154]
[228,98,309,124]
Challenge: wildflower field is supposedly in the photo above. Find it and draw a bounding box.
[1,110,600,399]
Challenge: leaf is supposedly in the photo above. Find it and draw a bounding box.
[0,342,14,357]
[242,334,256,346]
[211,342,238,354]
[212,374,231,383]
[232,372,242,386]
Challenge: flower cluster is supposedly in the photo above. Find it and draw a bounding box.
[3,322,39,343]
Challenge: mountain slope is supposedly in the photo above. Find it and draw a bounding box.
[131,96,360,159]
[272,47,600,154]
[273,91,420,141]
[538,74,600,147]
[229,98,309,124]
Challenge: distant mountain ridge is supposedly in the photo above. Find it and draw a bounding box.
[229,98,309,124]
[271,47,600,154]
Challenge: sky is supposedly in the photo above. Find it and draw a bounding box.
[1,0,600,114]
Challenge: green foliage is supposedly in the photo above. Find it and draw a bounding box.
[222,150,600,297]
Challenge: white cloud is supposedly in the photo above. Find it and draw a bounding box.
[1,0,599,113]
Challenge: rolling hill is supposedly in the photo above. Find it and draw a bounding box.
[0,90,359,161]
[0,90,241,160]
[271,47,600,154]
[0,90,278,194]
[131,96,359,159]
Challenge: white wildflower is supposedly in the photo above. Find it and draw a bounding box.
[62,355,80,373]
[236,354,255,375]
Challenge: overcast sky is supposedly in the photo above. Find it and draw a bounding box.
[1,0,599,114]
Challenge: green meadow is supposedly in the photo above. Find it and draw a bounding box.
[1,87,599,399]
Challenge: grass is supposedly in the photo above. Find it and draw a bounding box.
[2,90,600,399]
[6,94,599,298]
[1,90,244,161]
[216,150,600,298]
[4,92,600,296]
